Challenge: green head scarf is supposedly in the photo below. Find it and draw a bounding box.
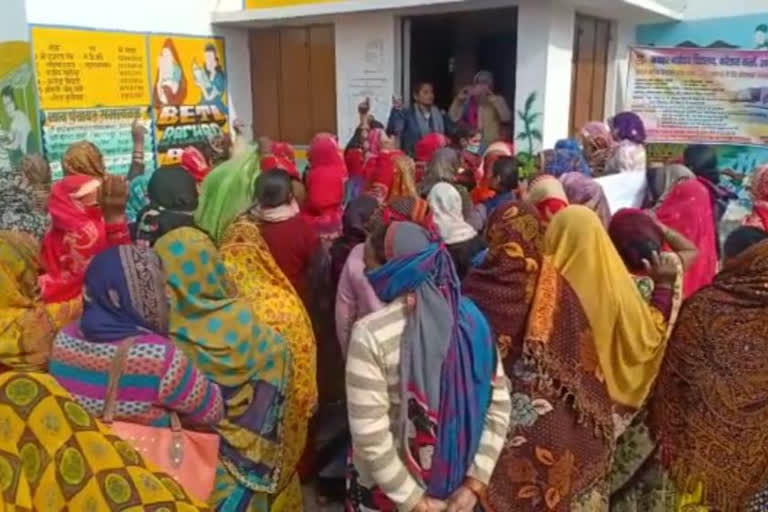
[194,149,260,244]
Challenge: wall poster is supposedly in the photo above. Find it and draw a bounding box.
[149,35,228,167]
[0,41,41,174]
[627,46,768,146]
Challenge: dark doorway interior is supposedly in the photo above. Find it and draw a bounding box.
[407,7,518,128]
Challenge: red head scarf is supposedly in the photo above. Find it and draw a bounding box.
[304,134,347,235]
[527,174,569,225]
[415,133,450,164]
[180,146,211,184]
[609,208,665,274]
[656,178,717,297]
[261,141,300,179]
[40,175,108,302]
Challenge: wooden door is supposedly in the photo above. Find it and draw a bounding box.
[569,15,610,136]
[249,25,337,145]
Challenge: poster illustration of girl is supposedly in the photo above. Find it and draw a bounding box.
[193,43,227,114]
[153,38,187,106]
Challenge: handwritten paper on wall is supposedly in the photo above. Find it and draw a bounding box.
[42,107,155,180]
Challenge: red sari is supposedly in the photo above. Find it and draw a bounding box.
[303,134,347,240]
[39,176,130,303]
[656,177,717,297]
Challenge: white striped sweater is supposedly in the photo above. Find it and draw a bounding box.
[346,298,511,511]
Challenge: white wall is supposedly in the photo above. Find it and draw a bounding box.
[2,0,29,41]
[334,11,396,146]
[515,1,574,152]
[24,0,253,129]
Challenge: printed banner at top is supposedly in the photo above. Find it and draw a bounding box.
[245,0,338,8]
[148,35,228,167]
[627,46,768,146]
[32,27,149,110]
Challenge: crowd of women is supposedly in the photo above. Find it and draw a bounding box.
[1,72,768,512]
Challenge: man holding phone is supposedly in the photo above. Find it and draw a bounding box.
[449,71,511,149]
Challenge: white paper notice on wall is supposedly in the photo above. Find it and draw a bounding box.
[595,171,647,214]
[336,13,395,145]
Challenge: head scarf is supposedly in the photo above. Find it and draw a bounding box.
[651,238,768,511]
[414,133,450,167]
[611,111,647,144]
[0,173,50,240]
[365,196,435,234]
[194,149,259,244]
[684,144,720,185]
[39,175,107,303]
[261,141,299,180]
[646,163,694,208]
[535,205,670,408]
[155,226,291,493]
[419,147,460,197]
[366,221,495,498]
[606,139,647,173]
[79,245,168,342]
[579,121,615,176]
[609,208,665,273]
[559,172,611,227]
[540,139,592,177]
[463,201,544,367]
[744,164,768,231]
[137,167,199,246]
[180,146,212,184]
[61,141,107,179]
[304,134,346,237]
[219,217,317,488]
[656,177,718,297]
[526,174,569,224]
[19,154,52,211]
[476,141,513,181]
[330,196,379,285]
[427,182,477,244]
[0,231,56,370]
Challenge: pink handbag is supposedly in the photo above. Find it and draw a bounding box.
[102,338,220,502]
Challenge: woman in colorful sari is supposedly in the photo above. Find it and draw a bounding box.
[644,163,694,208]
[493,206,681,511]
[540,139,591,177]
[605,112,647,174]
[743,163,768,230]
[346,221,511,512]
[303,133,347,241]
[609,208,697,301]
[526,174,569,225]
[49,245,224,429]
[40,175,130,304]
[0,231,209,510]
[413,132,450,182]
[369,153,417,203]
[654,176,718,296]
[472,141,514,205]
[559,171,611,227]
[0,170,49,240]
[154,225,294,511]
[335,197,436,356]
[579,121,615,177]
[463,201,545,370]
[428,182,486,279]
[194,149,259,244]
[613,228,768,512]
[135,167,199,247]
[219,214,318,512]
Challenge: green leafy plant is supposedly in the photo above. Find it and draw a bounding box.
[515,92,542,178]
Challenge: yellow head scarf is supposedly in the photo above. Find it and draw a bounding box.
[0,231,56,370]
[544,205,668,408]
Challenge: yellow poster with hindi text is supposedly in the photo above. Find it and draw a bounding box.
[31,27,148,110]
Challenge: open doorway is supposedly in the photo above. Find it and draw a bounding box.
[405,7,517,131]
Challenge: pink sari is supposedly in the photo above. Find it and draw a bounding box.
[656,178,718,297]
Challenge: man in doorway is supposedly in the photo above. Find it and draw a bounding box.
[386,80,450,156]
[449,70,511,148]
[755,24,768,49]
[0,85,31,172]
